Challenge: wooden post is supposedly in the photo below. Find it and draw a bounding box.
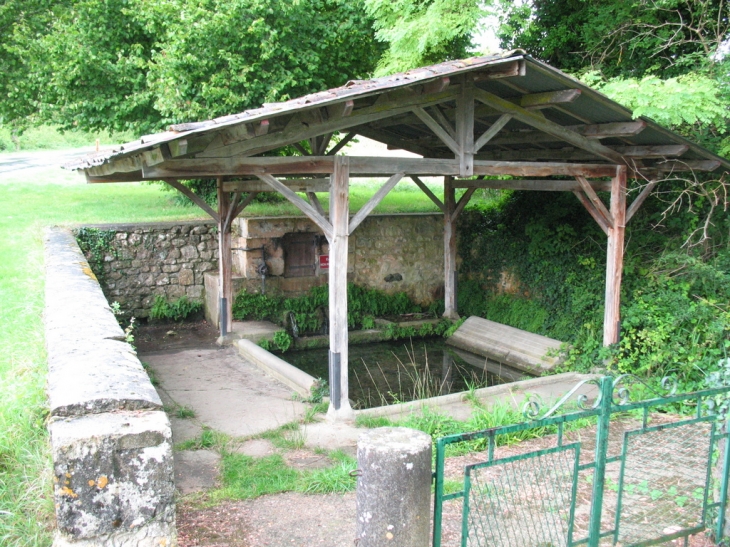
[443,176,459,320]
[603,166,627,346]
[217,178,233,338]
[327,156,353,419]
[456,74,475,177]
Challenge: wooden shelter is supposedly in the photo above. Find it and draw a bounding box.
[68,51,730,419]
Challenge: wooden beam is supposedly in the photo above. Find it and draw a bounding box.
[327,156,352,418]
[472,59,525,81]
[477,144,689,162]
[223,191,241,234]
[429,105,456,140]
[451,188,476,222]
[86,171,145,183]
[350,126,433,157]
[256,173,333,240]
[456,74,475,177]
[654,160,722,173]
[163,179,220,222]
[410,176,444,211]
[326,131,357,155]
[223,178,330,193]
[626,179,659,223]
[197,86,460,158]
[307,191,326,218]
[413,106,461,155]
[443,176,459,320]
[144,156,621,179]
[474,114,511,153]
[573,190,610,235]
[477,120,648,147]
[576,175,614,229]
[473,87,627,165]
[348,173,404,235]
[454,178,612,192]
[292,142,310,156]
[603,166,627,346]
[231,191,259,221]
[520,89,581,109]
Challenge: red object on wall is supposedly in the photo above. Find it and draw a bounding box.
[319,255,329,269]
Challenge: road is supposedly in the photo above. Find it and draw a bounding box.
[0,148,94,175]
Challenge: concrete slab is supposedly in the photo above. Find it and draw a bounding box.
[174,450,220,494]
[169,417,203,445]
[139,346,306,438]
[303,421,363,455]
[231,320,281,343]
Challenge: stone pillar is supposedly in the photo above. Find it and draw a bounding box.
[356,427,432,546]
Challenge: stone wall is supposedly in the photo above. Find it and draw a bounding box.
[78,221,218,318]
[44,228,175,547]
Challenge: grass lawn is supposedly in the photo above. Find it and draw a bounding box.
[0,151,447,546]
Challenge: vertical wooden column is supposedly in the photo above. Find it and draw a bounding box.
[327,156,352,418]
[456,74,475,177]
[217,178,233,338]
[443,176,459,320]
[603,166,627,346]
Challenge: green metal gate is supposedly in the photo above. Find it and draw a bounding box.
[433,375,730,547]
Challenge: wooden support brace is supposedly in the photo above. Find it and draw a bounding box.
[164,179,220,222]
[413,106,461,155]
[256,173,333,240]
[232,191,259,221]
[603,166,627,346]
[326,132,357,156]
[451,188,476,222]
[573,190,610,236]
[223,191,242,234]
[474,114,511,153]
[307,191,326,218]
[626,179,659,223]
[349,173,404,235]
[576,175,614,229]
[410,176,445,212]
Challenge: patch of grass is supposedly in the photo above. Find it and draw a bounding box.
[258,422,306,450]
[298,451,357,494]
[0,168,206,545]
[141,361,159,386]
[213,454,300,501]
[175,405,196,419]
[355,415,394,428]
[175,427,230,452]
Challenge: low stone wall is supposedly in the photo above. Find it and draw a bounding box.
[78,221,217,318]
[45,228,176,547]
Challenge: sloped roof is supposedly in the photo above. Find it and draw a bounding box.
[67,50,730,178]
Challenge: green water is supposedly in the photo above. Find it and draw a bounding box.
[283,338,531,409]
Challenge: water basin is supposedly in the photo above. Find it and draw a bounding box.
[282,338,532,409]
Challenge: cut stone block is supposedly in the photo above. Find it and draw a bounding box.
[50,410,175,544]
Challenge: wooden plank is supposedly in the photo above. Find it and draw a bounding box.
[164,179,220,222]
[429,105,456,140]
[474,114,511,153]
[348,173,404,235]
[223,178,330,193]
[576,175,613,228]
[626,179,659,223]
[231,191,259,222]
[603,166,627,346]
[197,86,460,158]
[478,120,647,147]
[223,191,242,233]
[144,156,622,178]
[443,176,458,320]
[86,171,145,183]
[456,74,475,177]
[326,131,357,155]
[413,106,461,155]
[451,187,475,222]
[472,59,525,81]
[328,156,351,416]
[306,191,326,218]
[350,126,434,157]
[520,89,581,109]
[410,176,444,211]
[573,190,610,235]
[256,173,333,240]
[473,87,627,165]
[478,144,688,161]
[454,178,612,192]
[654,160,721,172]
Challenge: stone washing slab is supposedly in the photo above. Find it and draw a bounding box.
[50,410,175,542]
[446,316,564,375]
[44,229,126,344]
[47,339,162,417]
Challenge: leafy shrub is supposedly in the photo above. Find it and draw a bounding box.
[75,227,117,282]
[149,295,202,322]
[273,330,293,353]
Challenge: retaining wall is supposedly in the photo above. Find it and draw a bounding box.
[45,228,176,547]
[78,221,218,318]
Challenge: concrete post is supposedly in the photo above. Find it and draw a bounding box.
[356,427,432,546]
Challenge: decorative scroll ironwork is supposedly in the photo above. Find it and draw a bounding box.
[522,377,603,420]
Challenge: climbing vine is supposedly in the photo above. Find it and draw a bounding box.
[75,227,118,283]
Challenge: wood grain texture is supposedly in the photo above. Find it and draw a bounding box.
[443,176,458,320]
[603,166,627,346]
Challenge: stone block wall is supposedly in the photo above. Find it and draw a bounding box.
[78,222,218,318]
[44,228,175,547]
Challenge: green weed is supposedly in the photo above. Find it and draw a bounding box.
[149,295,203,322]
[355,415,394,428]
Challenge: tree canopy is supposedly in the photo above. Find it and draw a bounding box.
[1,0,383,134]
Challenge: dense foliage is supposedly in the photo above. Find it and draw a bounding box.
[1,0,382,134]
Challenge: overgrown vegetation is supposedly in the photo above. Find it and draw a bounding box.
[149,295,203,322]
[74,227,117,284]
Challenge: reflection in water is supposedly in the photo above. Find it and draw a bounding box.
[283,338,531,409]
